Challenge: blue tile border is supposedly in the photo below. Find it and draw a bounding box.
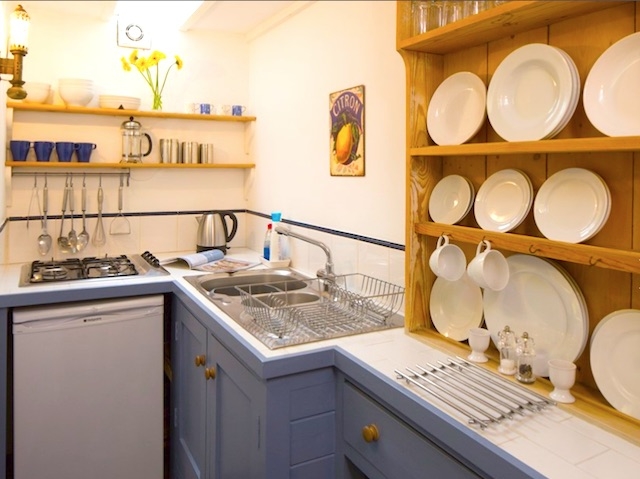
[5,209,405,251]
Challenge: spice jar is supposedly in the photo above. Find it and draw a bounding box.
[497,325,517,375]
[516,332,536,384]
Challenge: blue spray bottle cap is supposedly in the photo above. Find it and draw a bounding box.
[271,211,282,222]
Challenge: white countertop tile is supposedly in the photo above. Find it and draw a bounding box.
[577,449,640,479]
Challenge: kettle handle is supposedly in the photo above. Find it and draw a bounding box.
[222,212,238,243]
[143,133,153,157]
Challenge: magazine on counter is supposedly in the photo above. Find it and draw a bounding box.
[161,250,259,273]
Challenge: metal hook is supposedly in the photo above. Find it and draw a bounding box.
[44,172,47,187]
[529,244,539,254]
[82,172,86,188]
[589,256,601,266]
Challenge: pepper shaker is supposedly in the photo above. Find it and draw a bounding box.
[516,332,536,384]
[497,325,517,375]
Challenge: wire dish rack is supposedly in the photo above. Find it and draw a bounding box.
[237,273,404,345]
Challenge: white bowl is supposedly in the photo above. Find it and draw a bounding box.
[59,78,94,85]
[59,84,94,107]
[23,82,51,104]
[98,95,140,110]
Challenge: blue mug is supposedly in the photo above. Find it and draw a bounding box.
[231,105,246,116]
[34,141,54,162]
[9,140,31,161]
[74,142,96,163]
[55,141,74,162]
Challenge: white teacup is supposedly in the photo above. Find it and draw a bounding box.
[548,359,577,404]
[466,240,509,291]
[429,235,466,281]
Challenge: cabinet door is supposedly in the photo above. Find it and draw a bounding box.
[172,300,208,479]
[206,334,262,479]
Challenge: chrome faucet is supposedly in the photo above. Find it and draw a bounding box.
[274,226,335,279]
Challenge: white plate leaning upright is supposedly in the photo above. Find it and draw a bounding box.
[428,175,475,224]
[534,168,611,243]
[590,309,640,420]
[474,169,533,232]
[430,272,483,341]
[427,72,487,146]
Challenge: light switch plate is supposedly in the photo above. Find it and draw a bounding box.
[117,17,151,49]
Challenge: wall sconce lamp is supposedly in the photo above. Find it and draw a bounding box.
[0,4,30,100]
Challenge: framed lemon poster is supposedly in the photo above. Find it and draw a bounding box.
[330,85,365,176]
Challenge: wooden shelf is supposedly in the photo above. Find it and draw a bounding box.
[7,102,257,123]
[416,222,640,274]
[410,136,640,157]
[6,161,255,169]
[397,1,626,54]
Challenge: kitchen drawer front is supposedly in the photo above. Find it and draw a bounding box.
[343,382,480,479]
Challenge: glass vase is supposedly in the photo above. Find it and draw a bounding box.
[152,92,162,111]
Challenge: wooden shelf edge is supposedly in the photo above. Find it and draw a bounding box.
[406,328,640,447]
[7,102,256,123]
[6,161,255,169]
[410,136,640,157]
[415,222,640,274]
[397,1,627,54]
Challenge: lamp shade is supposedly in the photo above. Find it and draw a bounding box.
[9,4,29,52]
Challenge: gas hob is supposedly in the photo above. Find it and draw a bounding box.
[19,252,169,287]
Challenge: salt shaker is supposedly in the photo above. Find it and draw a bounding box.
[497,325,517,375]
[516,332,536,384]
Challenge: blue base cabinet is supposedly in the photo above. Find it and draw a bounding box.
[171,295,338,478]
[339,379,480,479]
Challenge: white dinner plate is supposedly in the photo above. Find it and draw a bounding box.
[474,169,533,232]
[591,310,640,420]
[430,272,483,341]
[483,254,588,362]
[427,72,487,146]
[487,43,576,142]
[546,47,580,139]
[429,175,475,224]
[584,32,640,137]
[534,168,611,243]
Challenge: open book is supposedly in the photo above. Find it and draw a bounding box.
[161,250,259,273]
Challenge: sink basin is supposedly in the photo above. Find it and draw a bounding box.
[188,269,309,297]
[259,291,321,307]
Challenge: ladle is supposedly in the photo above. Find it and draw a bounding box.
[37,174,52,256]
[68,176,78,251]
[77,174,90,251]
[57,176,72,253]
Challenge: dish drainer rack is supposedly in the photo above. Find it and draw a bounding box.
[395,357,555,429]
[237,273,404,342]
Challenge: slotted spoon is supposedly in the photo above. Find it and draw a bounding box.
[77,175,90,251]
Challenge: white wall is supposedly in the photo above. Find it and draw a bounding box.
[248,0,406,245]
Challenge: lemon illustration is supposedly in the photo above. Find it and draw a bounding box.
[335,123,353,164]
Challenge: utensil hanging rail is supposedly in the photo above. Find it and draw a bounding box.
[11,170,130,185]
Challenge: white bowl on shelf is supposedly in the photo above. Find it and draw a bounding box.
[23,82,51,104]
[98,95,140,110]
[59,80,94,107]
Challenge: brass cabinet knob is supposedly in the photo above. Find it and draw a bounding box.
[362,424,380,443]
[194,355,206,367]
[205,367,216,380]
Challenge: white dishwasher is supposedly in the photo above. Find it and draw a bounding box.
[12,295,164,479]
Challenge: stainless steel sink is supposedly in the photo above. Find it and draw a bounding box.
[185,269,404,349]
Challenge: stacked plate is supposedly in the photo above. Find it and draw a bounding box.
[99,95,141,110]
[430,272,483,341]
[590,309,640,420]
[428,175,474,224]
[474,169,533,233]
[583,32,640,137]
[533,168,611,243]
[427,71,487,146]
[483,254,588,364]
[487,43,580,142]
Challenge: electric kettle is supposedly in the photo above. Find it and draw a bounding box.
[121,116,153,163]
[196,211,238,253]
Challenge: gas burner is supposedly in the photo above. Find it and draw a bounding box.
[20,253,170,287]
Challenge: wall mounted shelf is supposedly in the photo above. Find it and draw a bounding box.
[5,161,255,170]
[7,102,257,122]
